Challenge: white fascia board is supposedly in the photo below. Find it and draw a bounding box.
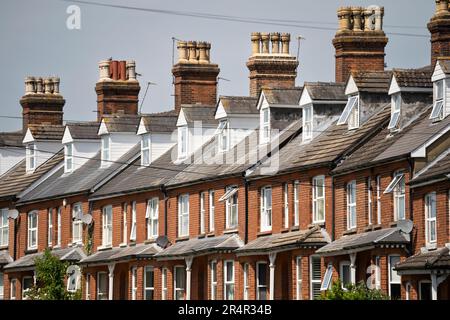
[411,123,450,158]
[345,75,358,96]
[22,128,35,144]
[98,120,109,136]
[137,117,148,135]
[299,88,312,107]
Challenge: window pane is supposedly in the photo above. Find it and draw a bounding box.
[258,264,267,286]
[341,265,351,286]
[226,262,234,281]
[420,282,432,300]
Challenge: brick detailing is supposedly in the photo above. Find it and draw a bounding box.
[428,5,450,67]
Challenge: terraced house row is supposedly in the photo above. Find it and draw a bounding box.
[0,1,450,300]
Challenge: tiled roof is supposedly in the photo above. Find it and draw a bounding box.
[395,247,450,272]
[0,150,64,201]
[0,131,23,147]
[80,243,161,265]
[262,87,303,105]
[155,234,243,259]
[17,143,140,204]
[66,122,100,140]
[316,228,409,256]
[0,250,13,265]
[140,110,178,133]
[218,96,258,115]
[28,124,65,141]
[304,82,347,101]
[249,103,391,178]
[352,70,393,93]
[235,226,328,255]
[410,148,450,185]
[391,66,432,89]
[4,247,86,271]
[437,58,450,74]
[102,115,140,133]
[181,105,218,126]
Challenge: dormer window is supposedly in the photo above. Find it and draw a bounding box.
[388,93,401,130]
[303,105,313,141]
[101,136,111,167]
[64,143,74,173]
[178,126,188,159]
[141,134,151,166]
[337,95,359,130]
[26,143,36,172]
[217,120,229,152]
[430,80,445,121]
[261,108,270,143]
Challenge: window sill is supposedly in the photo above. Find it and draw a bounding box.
[425,243,437,251]
[25,249,38,254]
[52,245,61,249]
[206,232,215,237]
[281,228,290,233]
[290,226,300,231]
[343,228,357,236]
[390,222,398,228]
[257,230,272,237]
[308,222,325,229]
[197,234,206,239]
[97,245,112,251]
[176,236,190,242]
[223,228,238,234]
[144,239,156,245]
[119,243,127,248]
[0,245,8,250]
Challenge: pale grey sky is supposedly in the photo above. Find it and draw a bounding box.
[0,0,434,132]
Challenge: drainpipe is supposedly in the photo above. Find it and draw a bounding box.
[13,214,18,260]
[244,177,249,244]
[331,176,335,241]
[407,157,414,255]
[160,185,169,236]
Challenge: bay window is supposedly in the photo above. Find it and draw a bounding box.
[131,267,137,300]
[161,268,168,300]
[97,272,108,300]
[340,261,351,288]
[295,256,302,300]
[144,266,154,300]
[223,260,234,300]
[256,262,268,300]
[102,205,112,247]
[388,255,401,299]
[310,256,321,300]
[174,266,186,300]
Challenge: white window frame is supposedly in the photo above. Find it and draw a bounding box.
[337,95,359,128]
[178,194,189,237]
[419,280,432,300]
[10,278,17,300]
[56,207,62,247]
[295,256,302,300]
[210,260,217,300]
[260,186,272,232]
[430,80,445,120]
[27,210,38,250]
[387,172,406,221]
[101,135,111,167]
[388,255,401,299]
[85,273,91,300]
[367,178,372,226]
[174,265,186,300]
[310,256,322,300]
[141,133,151,166]
[312,176,325,223]
[294,180,299,226]
[64,143,74,173]
[47,208,53,247]
[161,267,168,300]
[256,261,268,300]
[243,263,250,300]
[218,120,229,152]
[178,126,188,159]
[209,190,215,232]
[131,266,137,300]
[225,187,238,230]
[376,176,382,225]
[102,205,113,247]
[425,192,437,246]
[97,272,108,300]
[283,183,289,228]
[303,104,313,141]
[130,201,137,241]
[22,276,33,299]
[122,203,127,245]
[0,208,9,247]
[388,93,402,129]
[72,203,83,244]
[146,198,159,239]
[200,192,206,234]
[144,266,154,300]
[261,107,270,143]
[321,263,333,291]
[339,261,351,289]
[346,181,357,230]
[26,143,36,172]
[223,260,235,300]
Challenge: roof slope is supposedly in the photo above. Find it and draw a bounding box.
[66,122,100,140]
[181,105,218,126]
[352,70,393,93]
[28,124,65,141]
[304,82,347,101]
[140,110,178,133]
[395,247,450,272]
[411,148,450,184]
[392,67,432,89]
[262,87,303,105]
[0,131,23,147]
[102,115,140,133]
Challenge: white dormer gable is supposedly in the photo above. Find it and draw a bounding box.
[430,61,450,121]
[299,88,312,107]
[22,128,35,144]
[345,75,358,96]
[431,61,446,82]
[256,92,270,111]
[177,109,188,127]
[137,118,148,135]
[22,128,62,173]
[388,75,401,95]
[215,100,227,120]
[98,120,109,136]
[62,127,74,144]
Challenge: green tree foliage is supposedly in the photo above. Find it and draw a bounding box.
[318,279,389,300]
[24,248,81,300]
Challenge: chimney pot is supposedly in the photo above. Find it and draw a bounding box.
[260,33,270,54]
[177,41,189,63]
[187,41,198,63]
[126,60,137,81]
[36,77,44,94]
[351,6,364,32]
[270,32,281,54]
[337,7,352,32]
[111,60,119,80]
[198,41,209,64]
[52,77,60,94]
[44,77,53,94]
[436,0,449,15]
[118,61,127,80]
[280,33,291,54]
[24,76,36,95]
[251,32,261,55]
[205,42,211,62]
[98,60,111,81]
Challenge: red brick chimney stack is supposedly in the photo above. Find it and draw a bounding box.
[333,5,388,83]
[428,0,450,67]
[172,40,220,114]
[246,32,299,97]
[95,59,140,121]
[20,76,65,133]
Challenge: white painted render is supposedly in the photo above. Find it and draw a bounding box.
[0,147,25,176]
